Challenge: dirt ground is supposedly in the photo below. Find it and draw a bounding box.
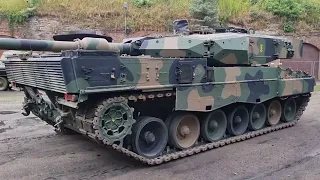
[0,91,320,180]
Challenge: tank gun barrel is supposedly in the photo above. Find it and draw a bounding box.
[0,37,132,54]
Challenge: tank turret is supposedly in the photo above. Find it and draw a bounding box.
[138,33,302,66]
[0,33,302,67]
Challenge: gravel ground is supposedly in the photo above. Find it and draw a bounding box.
[0,91,320,180]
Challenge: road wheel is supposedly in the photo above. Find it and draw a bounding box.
[200,109,227,142]
[168,113,200,150]
[227,105,249,136]
[266,99,282,126]
[131,116,168,158]
[281,97,297,122]
[248,104,267,131]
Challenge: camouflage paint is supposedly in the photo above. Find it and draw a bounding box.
[209,37,249,66]
[1,33,297,67]
[139,33,295,66]
[278,78,315,96]
[2,32,315,108]
[176,66,315,112]
[60,51,207,93]
[0,37,128,53]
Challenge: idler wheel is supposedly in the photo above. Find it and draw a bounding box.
[266,99,282,126]
[227,105,249,136]
[168,113,200,149]
[281,97,297,122]
[248,103,267,130]
[200,109,227,142]
[131,116,168,158]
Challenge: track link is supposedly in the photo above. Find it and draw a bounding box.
[76,92,311,166]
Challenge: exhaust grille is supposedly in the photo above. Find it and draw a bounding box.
[4,60,66,93]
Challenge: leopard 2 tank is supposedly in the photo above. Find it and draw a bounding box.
[1,30,315,165]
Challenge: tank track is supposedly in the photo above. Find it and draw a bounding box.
[74,92,311,166]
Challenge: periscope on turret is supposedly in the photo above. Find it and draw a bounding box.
[1,28,315,165]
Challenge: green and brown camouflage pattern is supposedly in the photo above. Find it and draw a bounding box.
[1,33,301,66]
[2,32,314,104]
[1,29,316,164]
[0,37,131,53]
[175,66,314,112]
[139,33,300,66]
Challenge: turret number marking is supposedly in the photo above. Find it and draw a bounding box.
[260,44,264,53]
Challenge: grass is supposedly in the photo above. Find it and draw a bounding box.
[0,0,28,14]
[218,0,251,24]
[0,0,37,36]
[0,0,319,33]
[36,0,190,31]
[301,0,320,29]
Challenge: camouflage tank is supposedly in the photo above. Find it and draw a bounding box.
[0,35,16,91]
[1,30,315,165]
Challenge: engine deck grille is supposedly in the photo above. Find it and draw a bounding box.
[4,60,66,93]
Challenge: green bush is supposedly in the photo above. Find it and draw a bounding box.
[283,20,295,32]
[189,0,219,28]
[0,0,38,36]
[263,0,320,32]
[218,0,251,24]
[301,0,320,27]
[132,0,153,8]
[250,0,259,4]
[264,0,303,19]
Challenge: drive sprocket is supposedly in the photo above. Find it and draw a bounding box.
[93,96,135,146]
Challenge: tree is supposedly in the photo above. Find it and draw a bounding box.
[189,0,220,28]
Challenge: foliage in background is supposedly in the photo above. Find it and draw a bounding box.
[262,0,320,32]
[0,0,319,34]
[132,0,153,7]
[217,0,251,25]
[0,0,38,36]
[264,0,302,19]
[300,0,320,29]
[189,0,219,28]
[36,0,189,32]
[263,0,302,32]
